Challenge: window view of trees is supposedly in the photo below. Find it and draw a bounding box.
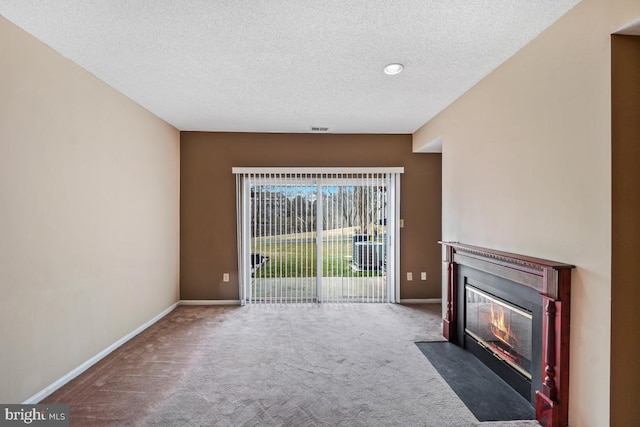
[250,185,387,237]
[250,185,388,279]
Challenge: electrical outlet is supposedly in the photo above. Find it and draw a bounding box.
[407,272,413,281]
[421,272,427,281]
[223,273,230,282]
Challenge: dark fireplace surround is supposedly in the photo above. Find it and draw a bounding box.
[439,242,573,427]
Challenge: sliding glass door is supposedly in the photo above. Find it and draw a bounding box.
[234,168,402,304]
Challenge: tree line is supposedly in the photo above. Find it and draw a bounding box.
[250,186,387,237]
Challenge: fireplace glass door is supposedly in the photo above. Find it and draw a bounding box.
[465,285,533,379]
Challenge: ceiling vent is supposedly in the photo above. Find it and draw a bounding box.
[310,126,330,132]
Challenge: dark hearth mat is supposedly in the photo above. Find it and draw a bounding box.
[415,341,535,422]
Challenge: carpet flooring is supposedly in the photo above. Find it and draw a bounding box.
[44,304,540,426]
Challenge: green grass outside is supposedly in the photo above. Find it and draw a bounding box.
[252,240,383,278]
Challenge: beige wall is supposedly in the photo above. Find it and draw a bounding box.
[414,0,640,425]
[180,132,441,301]
[0,17,180,403]
[611,34,640,425]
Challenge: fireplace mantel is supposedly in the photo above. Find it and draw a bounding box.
[439,242,574,427]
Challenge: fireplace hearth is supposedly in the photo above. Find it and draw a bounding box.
[439,242,573,427]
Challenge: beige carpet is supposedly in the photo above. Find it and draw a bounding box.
[143,304,540,427]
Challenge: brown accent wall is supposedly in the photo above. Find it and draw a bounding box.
[611,34,640,426]
[180,132,441,301]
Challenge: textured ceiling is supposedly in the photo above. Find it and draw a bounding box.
[0,1,581,133]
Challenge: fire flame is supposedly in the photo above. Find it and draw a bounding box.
[489,302,516,347]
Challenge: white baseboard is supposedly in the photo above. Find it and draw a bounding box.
[399,298,442,304]
[23,301,179,404]
[179,300,241,306]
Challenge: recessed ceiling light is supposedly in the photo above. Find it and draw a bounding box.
[383,63,404,75]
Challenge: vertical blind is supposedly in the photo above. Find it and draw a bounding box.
[234,168,403,305]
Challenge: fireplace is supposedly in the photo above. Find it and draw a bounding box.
[439,242,573,427]
[457,265,543,404]
[465,285,532,379]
